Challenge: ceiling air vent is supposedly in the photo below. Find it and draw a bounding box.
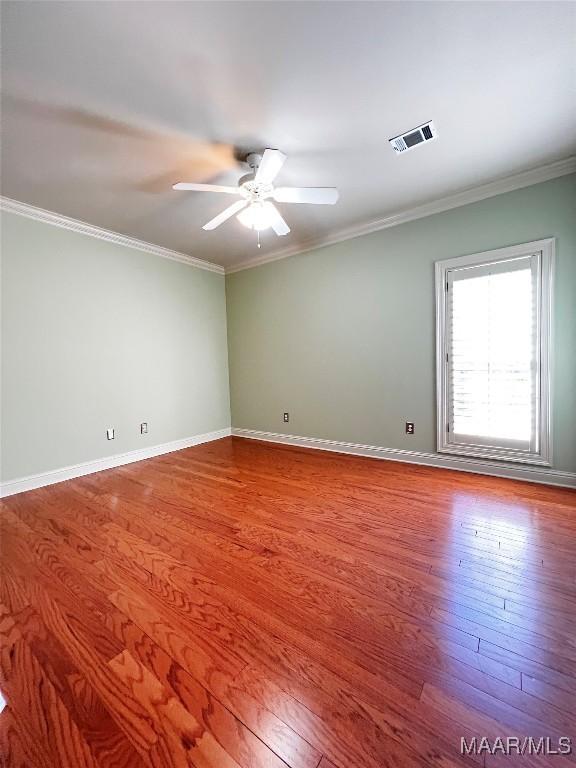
[389,121,437,154]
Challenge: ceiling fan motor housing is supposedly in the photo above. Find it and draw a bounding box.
[238,154,270,198]
[239,173,273,202]
[245,152,263,171]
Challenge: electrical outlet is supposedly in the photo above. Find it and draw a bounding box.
[140,422,148,434]
[283,412,289,423]
[106,428,115,440]
[405,422,415,435]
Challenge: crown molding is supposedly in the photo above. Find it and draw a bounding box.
[225,155,576,274]
[0,196,225,274]
[3,155,574,277]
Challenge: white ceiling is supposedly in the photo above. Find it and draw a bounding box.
[2,1,575,269]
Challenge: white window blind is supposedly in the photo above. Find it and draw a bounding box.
[449,257,535,450]
[436,240,553,466]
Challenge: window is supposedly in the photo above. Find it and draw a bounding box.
[436,239,553,465]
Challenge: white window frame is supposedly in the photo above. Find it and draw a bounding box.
[435,238,554,466]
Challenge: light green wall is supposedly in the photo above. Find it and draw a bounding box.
[1,211,230,481]
[3,175,575,483]
[226,174,576,472]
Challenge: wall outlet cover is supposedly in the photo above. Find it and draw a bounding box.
[405,422,415,435]
[106,428,115,440]
[141,422,148,434]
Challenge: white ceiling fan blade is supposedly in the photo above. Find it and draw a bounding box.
[202,200,248,230]
[273,187,339,205]
[267,203,290,236]
[173,182,240,194]
[254,149,287,185]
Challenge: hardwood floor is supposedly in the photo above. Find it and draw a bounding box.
[1,436,575,767]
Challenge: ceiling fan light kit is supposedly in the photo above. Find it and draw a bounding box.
[237,201,277,231]
[173,148,339,246]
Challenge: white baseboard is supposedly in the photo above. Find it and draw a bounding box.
[3,426,573,497]
[232,428,576,489]
[0,428,232,498]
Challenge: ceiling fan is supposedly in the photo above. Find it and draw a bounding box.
[172,149,339,242]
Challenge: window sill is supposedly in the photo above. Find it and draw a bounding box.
[438,443,551,467]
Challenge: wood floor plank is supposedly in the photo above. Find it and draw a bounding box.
[9,600,143,767]
[104,572,423,767]
[1,436,575,767]
[161,658,313,768]
[430,607,576,670]
[521,673,576,716]
[478,640,576,696]
[97,519,425,699]
[0,707,54,768]
[0,638,100,768]
[3,569,159,760]
[108,649,244,768]
[426,593,576,645]
[94,521,535,718]
[420,683,573,768]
